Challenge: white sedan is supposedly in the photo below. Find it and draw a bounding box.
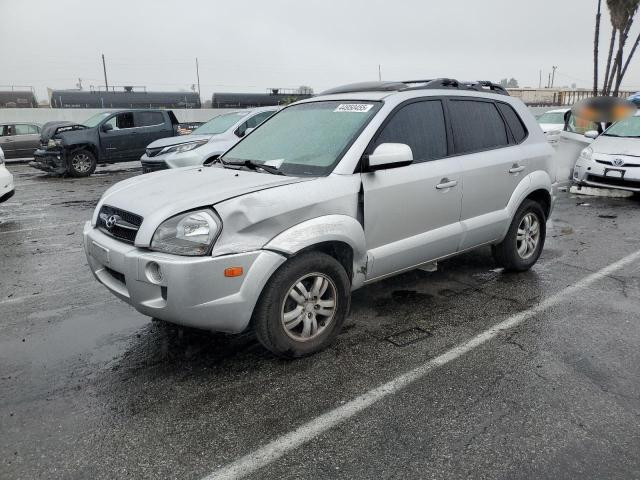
[0,146,15,203]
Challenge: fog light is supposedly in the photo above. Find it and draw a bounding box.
[145,261,163,284]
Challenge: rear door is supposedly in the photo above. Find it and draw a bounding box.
[447,98,525,249]
[362,99,463,280]
[555,111,600,184]
[0,125,16,158]
[133,111,171,154]
[13,124,40,158]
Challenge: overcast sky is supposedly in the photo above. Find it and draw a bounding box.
[2,0,640,102]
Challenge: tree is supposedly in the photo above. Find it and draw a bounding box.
[594,0,602,95]
[599,0,640,95]
[507,78,519,88]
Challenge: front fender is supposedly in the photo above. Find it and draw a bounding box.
[264,214,368,289]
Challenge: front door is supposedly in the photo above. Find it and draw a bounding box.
[0,125,16,158]
[555,111,600,184]
[99,112,136,161]
[362,99,463,281]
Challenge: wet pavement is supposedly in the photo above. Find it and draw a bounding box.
[1,163,639,480]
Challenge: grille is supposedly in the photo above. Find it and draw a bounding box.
[97,205,143,244]
[141,160,169,174]
[587,174,640,189]
[145,146,165,158]
[596,159,640,168]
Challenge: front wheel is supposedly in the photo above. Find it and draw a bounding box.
[254,251,351,358]
[492,199,546,272]
[68,149,97,177]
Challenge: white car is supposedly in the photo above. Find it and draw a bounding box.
[573,112,640,192]
[140,107,278,172]
[537,108,569,146]
[0,146,15,203]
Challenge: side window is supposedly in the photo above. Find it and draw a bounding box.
[236,111,275,137]
[496,103,528,143]
[1,125,15,136]
[105,113,135,130]
[0,126,7,137]
[373,100,447,163]
[135,111,164,127]
[448,99,509,154]
[566,112,599,134]
[15,124,37,135]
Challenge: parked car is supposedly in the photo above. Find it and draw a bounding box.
[537,108,568,145]
[0,146,15,203]
[0,123,41,159]
[31,110,180,177]
[573,112,640,192]
[83,79,555,358]
[140,107,278,172]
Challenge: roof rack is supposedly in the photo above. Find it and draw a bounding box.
[320,78,509,96]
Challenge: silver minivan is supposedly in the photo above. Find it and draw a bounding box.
[84,79,556,357]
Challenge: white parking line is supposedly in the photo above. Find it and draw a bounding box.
[202,249,640,480]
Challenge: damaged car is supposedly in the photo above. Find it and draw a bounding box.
[31,110,180,177]
[84,79,556,358]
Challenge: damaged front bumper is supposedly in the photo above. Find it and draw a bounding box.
[573,156,640,192]
[83,223,287,333]
[30,149,67,174]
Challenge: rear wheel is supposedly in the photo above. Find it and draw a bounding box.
[254,251,350,358]
[492,199,546,272]
[68,149,96,177]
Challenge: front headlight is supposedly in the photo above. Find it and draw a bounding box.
[47,138,63,148]
[150,209,221,256]
[579,147,593,161]
[161,140,207,155]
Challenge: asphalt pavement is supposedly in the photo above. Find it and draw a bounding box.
[1,162,639,480]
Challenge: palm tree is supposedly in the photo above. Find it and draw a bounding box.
[600,0,640,95]
[594,0,602,96]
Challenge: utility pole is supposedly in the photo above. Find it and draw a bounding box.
[378,64,381,81]
[101,54,109,91]
[195,57,201,98]
[547,73,551,88]
[539,69,542,89]
[551,65,557,88]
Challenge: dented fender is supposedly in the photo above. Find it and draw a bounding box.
[264,214,368,289]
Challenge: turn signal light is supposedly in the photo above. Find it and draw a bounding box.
[224,267,244,277]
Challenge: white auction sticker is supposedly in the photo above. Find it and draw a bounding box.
[334,103,374,113]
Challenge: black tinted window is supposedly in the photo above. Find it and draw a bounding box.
[497,103,527,143]
[135,112,164,127]
[374,100,447,162]
[448,100,509,154]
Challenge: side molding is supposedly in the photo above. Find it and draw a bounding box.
[264,215,368,289]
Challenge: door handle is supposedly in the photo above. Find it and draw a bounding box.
[436,179,458,190]
[509,165,525,174]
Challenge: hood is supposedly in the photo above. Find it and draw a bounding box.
[592,135,640,156]
[40,121,85,142]
[147,133,217,149]
[94,166,313,245]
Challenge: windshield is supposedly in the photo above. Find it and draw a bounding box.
[193,112,245,135]
[603,115,640,137]
[537,112,565,124]
[221,101,381,176]
[82,112,111,127]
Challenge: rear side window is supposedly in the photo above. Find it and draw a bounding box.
[373,100,447,163]
[135,111,164,127]
[496,103,527,143]
[448,99,509,154]
[15,124,39,135]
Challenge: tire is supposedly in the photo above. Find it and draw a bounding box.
[68,149,97,177]
[492,199,546,272]
[254,251,351,358]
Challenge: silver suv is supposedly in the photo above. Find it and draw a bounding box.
[84,79,556,358]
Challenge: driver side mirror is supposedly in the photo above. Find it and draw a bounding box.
[365,143,413,171]
[584,130,599,139]
[101,123,113,133]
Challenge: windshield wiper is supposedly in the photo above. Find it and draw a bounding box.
[225,159,285,175]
